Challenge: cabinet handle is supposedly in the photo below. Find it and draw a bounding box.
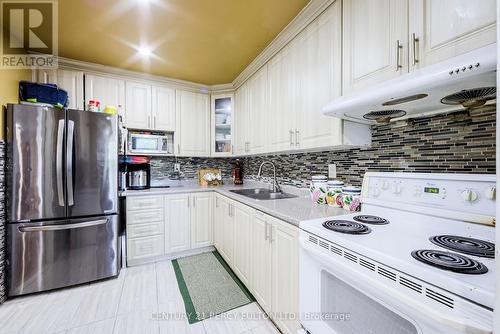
[295,129,299,147]
[193,197,196,208]
[412,33,419,66]
[148,115,151,128]
[269,225,274,243]
[187,197,190,208]
[264,222,269,241]
[395,40,403,71]
[215,197,219,208]
[289,130,294,146]
[177,144,180,155]
[153,115,157,129]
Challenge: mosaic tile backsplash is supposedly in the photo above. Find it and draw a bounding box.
[151,108,495,188]
[0,141,5,304]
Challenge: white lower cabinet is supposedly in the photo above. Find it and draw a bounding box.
[231,201,252,287]
[270,216,300,334]
[165,194,191,253]
[126,193,213,265]
[126,192,300,334]
[216,202,300,334]
[190,192,213,249]
[250,211,274,314]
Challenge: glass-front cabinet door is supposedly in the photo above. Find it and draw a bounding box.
[211,93,234,156]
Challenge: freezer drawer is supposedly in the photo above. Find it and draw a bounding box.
[7,215,119,297]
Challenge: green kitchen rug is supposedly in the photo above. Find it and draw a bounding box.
[172,251,255,324]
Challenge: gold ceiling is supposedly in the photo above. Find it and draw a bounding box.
[59,0,309,84]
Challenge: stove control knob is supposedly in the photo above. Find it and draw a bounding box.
[414,186,422,196]
[461,189,478,202]
[381,180,390,190]
[485,186,496,200]
[393,183,402,194]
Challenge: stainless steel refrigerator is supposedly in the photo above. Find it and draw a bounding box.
[5,104,119,296]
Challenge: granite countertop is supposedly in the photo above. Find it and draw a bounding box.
[120,180,347,226]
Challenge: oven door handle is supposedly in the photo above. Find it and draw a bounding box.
[300,240,492,334]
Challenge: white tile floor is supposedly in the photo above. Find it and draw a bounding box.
[0,261,280,334]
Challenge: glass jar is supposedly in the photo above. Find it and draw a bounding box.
[326,180,344,207]
[342,186,362,211]
[309,175,328,205]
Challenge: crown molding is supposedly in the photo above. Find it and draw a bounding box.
[230,0,335,90]
[58,57,211,93]
[56,0,334,94]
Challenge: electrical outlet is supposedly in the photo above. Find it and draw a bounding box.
[174,163,181,172]
[328,164,337,179]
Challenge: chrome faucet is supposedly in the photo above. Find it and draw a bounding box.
[257,161,281,193]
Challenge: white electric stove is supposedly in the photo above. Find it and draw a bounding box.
[299,173,496,334]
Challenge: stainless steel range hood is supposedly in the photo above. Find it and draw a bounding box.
[322,44,497,124]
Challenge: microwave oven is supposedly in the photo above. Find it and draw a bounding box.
[127,131,173,156]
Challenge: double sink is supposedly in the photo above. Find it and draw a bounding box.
[230,188,297,201]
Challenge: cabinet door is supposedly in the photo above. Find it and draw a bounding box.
[125,81,152,130]
[36,69,57,84]
[343,0,408,94]
[268,43,298,152]
[233,83,249,155]
[247,65,268,154]
[176,90,210,157]
[271,217,300,334]
[222,201,235,264]
[165,194,191,253]
[296,2,343,150]
[409,0,496,70]
[152,86,176,131]
[215,196,232,262]
[190,193,213,249]
[85,74,125,117]
[231,202,252,286]
[213,195,224,249]
[250,211,273,313]
[211,93,234,156]
[57,70,84,110]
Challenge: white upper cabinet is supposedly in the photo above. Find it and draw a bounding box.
[295,1,343,150]
[152,86,176,131]
[247,65,268,154]
[211,93,234,157]
[234,82,249,155]
[125,81,152,130]
[126,82,176,131]
[175,90,210,157]
[343,0,408,94]
[35,69,84,110]
[57,70,84,110]
[268,42,298,153]
[85,74,125,117]
[409,0,497,70]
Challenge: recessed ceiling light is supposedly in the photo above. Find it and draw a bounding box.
[138,47,152,57]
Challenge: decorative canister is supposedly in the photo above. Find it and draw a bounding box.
[310,175,328,205]
[326,180,344,207]
[341,186,362,211]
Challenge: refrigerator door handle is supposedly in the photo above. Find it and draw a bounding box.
[67,120,75,206]
[56,119,65,206]
[19,219,108,232]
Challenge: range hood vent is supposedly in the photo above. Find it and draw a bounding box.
[441,87,496,109]
[363,110,406,123]
[322,44,497,123]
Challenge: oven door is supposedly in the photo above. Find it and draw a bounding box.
[299,233,492,334]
